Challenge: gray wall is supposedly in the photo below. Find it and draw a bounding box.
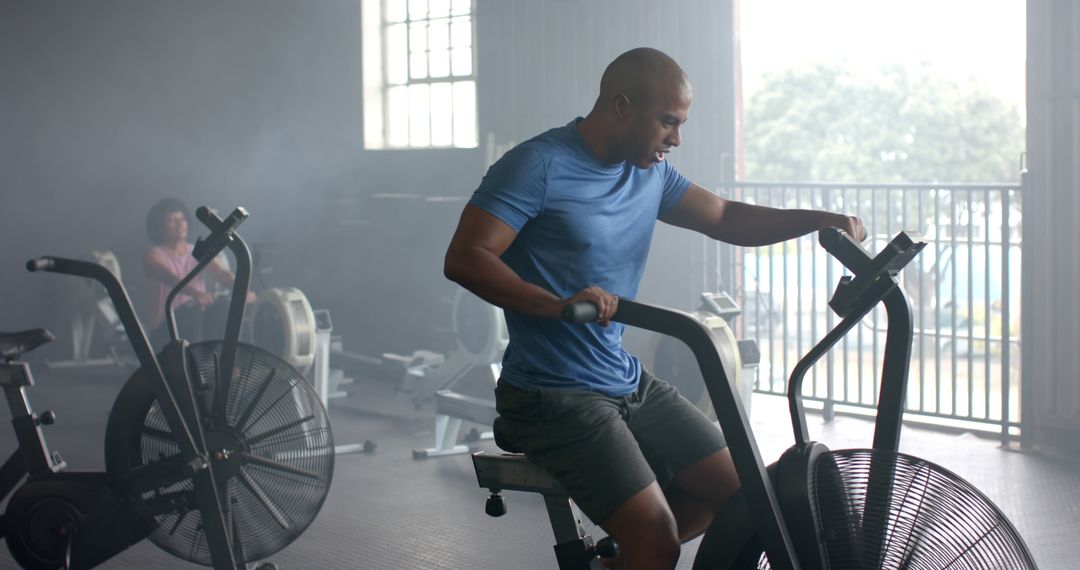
[1024,0,1080,451]
[0,0,481,357]
[0,0,736,359]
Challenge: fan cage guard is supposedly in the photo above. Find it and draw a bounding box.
[123,342,334,566]
[755,448,1036,570]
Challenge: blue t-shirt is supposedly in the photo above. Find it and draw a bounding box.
[468,118,691,396]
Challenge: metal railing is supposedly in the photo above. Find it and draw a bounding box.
[716,178,1025,443]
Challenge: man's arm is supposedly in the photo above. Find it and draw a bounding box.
[660,183,866,245]
[444,205,618,324]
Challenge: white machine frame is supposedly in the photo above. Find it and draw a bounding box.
[412,288,507,459]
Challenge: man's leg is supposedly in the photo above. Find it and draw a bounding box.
[495,381,683,570]
[665,448,741,541]
[599,482,682,569]
[625,372,740,541]
[600,450,744,569]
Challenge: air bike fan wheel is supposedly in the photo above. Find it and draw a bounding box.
[103,341,334,565]
[744,447,1037,570]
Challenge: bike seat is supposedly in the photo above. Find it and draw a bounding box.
[0,329,55,360]
[492,416,526,453]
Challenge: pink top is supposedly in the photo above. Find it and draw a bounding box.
[146,243,208,330]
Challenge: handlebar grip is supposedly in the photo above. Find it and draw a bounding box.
[818,226,862,254]
[561,301,598,323]
[196,206,248,232]
[195,205,220,226]
[26,257,56,272]
[818,226,844,248]
[191,206,249,262]
[818,227,871,273]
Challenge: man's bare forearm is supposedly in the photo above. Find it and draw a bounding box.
[710,201,838,246]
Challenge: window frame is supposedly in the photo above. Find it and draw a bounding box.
[363,0,478,150]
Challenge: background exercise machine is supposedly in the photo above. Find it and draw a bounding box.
[649,291,758,418]
[2,206,334,569]
[412,287,507,459]
[248,288,375,455]
[42,250,134,371]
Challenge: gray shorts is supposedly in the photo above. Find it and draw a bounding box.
[493,369,727,525]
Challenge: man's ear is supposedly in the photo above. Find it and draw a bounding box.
[613,93,632,121]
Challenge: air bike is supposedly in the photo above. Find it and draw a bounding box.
[473,229,1037,569]
[1,206,333,569]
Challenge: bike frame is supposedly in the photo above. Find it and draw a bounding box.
[24,206,254,570]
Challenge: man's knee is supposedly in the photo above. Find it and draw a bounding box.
[602,483,681,565]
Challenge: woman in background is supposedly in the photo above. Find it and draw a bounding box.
[143,197,252,348]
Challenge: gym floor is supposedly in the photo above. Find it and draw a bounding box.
[2,362,1078,570]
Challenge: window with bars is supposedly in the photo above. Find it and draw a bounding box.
[362,0,478,149]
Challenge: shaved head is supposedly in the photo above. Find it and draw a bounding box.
[578,47,693,167]
[595,47,691,110]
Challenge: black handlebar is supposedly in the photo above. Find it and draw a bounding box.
[818,227,871,273]
[25,257,55,272]
[562,229,923,325]
[559,296,797,569]
[188,206,253,422]
[560,301,599,323]
[27,256,118,286]
[191,206,249,263]
[822,229,924,317]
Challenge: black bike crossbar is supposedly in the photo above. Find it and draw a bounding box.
[192,206,248,263]
[203,207,252,423]
[562,300,800,570]
[162,206,253,422]
[163,206,248,341]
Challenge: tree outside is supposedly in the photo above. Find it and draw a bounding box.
[732,63,1026,433]
[741,63,1025,184]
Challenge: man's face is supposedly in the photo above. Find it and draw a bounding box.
[623,82,691,169]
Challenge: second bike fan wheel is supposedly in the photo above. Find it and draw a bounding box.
[746,448,1037,570]
[104,341,334,566]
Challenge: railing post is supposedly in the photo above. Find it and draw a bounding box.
[822,186,836,423]
[1018,162,1035,449]
[1000,183,1012,446]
